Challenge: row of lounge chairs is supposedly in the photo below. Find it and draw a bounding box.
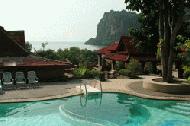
[0,71,39,92]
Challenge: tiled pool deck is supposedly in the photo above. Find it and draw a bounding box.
[0,76,190,103]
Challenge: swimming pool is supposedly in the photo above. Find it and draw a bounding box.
[0,93,190,126]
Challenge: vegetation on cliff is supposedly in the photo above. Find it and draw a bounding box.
[85,10,140,45]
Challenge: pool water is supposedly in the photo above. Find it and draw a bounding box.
[0,93,190,126]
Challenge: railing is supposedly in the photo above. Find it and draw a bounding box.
[94,77,103,94]
[79,79,103,107]
[79,79,102,95]
[99,80,103,94]
[80,80,88,95]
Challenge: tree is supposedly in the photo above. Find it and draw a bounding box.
[41,42,48,51]
[125,0,190,82]
[34,47,98,67]
[25,41,32,52]
[128,9,159,57]
[34,49,59,60]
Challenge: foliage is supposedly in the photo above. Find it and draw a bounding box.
[41,42,48,51]
[176,35,190,62]
[176,35,190,80]
[73,66,87,78]
[125,0,190,82]
[144,62,154,74]
[183,66,190,78]
[177,36,190,79]
[34,49,59,60]
[34,47,97,66]
[99,72,106,81]
[119,59,142,78]
[79,49,98,66]
[115,62,125,70]
[84,69,100,79]
[187,77,190,83]
[85,10,140,45]
[119,69,130,76]
[129,12,159,55]
[73,66,100,79]
[185,40,190,49]
[25,41,32,52]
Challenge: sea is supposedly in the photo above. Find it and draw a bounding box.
[30,41,104,52]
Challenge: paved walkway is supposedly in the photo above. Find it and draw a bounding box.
[1,76,190,103]
[98,77,190,101]
[0,80,83,103]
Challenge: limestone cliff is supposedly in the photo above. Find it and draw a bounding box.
[85,10,140,45]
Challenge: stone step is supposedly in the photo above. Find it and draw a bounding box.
[166,107,190,116]
[172,105,190,112]
[176,102,190,107]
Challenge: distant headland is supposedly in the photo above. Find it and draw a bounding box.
[85,10,140,45]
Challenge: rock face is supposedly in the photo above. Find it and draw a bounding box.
[85,10,140,45]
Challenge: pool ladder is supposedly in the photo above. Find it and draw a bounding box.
[79,79,102,95]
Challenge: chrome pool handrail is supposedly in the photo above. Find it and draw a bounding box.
[80,80,88,95]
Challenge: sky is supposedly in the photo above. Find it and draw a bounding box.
[0,0,126,41]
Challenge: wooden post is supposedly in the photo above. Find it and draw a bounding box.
[98,55,101,66]
[111,61,114,71]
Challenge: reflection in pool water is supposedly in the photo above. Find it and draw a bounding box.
[0,93,190,126]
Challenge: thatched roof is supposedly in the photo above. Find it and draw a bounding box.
[0,26,28,57]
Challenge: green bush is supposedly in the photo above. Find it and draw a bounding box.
[84,69,100,79]
[73,66,87,79]
[119,69,130,76]
[187,77,190,83]
[115,62,125,70]
[119,59,142,78]
[144,62,154,74]
[99,72,106,81]
[73,67,100,79]
[183,66,190,79]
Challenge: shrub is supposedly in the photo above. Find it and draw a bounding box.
[187,77,190,83]
[183,66,190,79]
[84,69,100,79]
[73,66,87,79]
[99,72,106,81]
[119,69,130,76]
[115,62,125,70]
[144,62,154,74]
[119,59,142,78]
[73,67,100,79]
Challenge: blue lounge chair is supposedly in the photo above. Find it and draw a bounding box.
[27,71,39,87]
[2,72,14,90]
[15,72,27,88]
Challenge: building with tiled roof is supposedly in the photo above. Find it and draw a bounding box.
[0,26,73,81]
[97,36,157,72]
